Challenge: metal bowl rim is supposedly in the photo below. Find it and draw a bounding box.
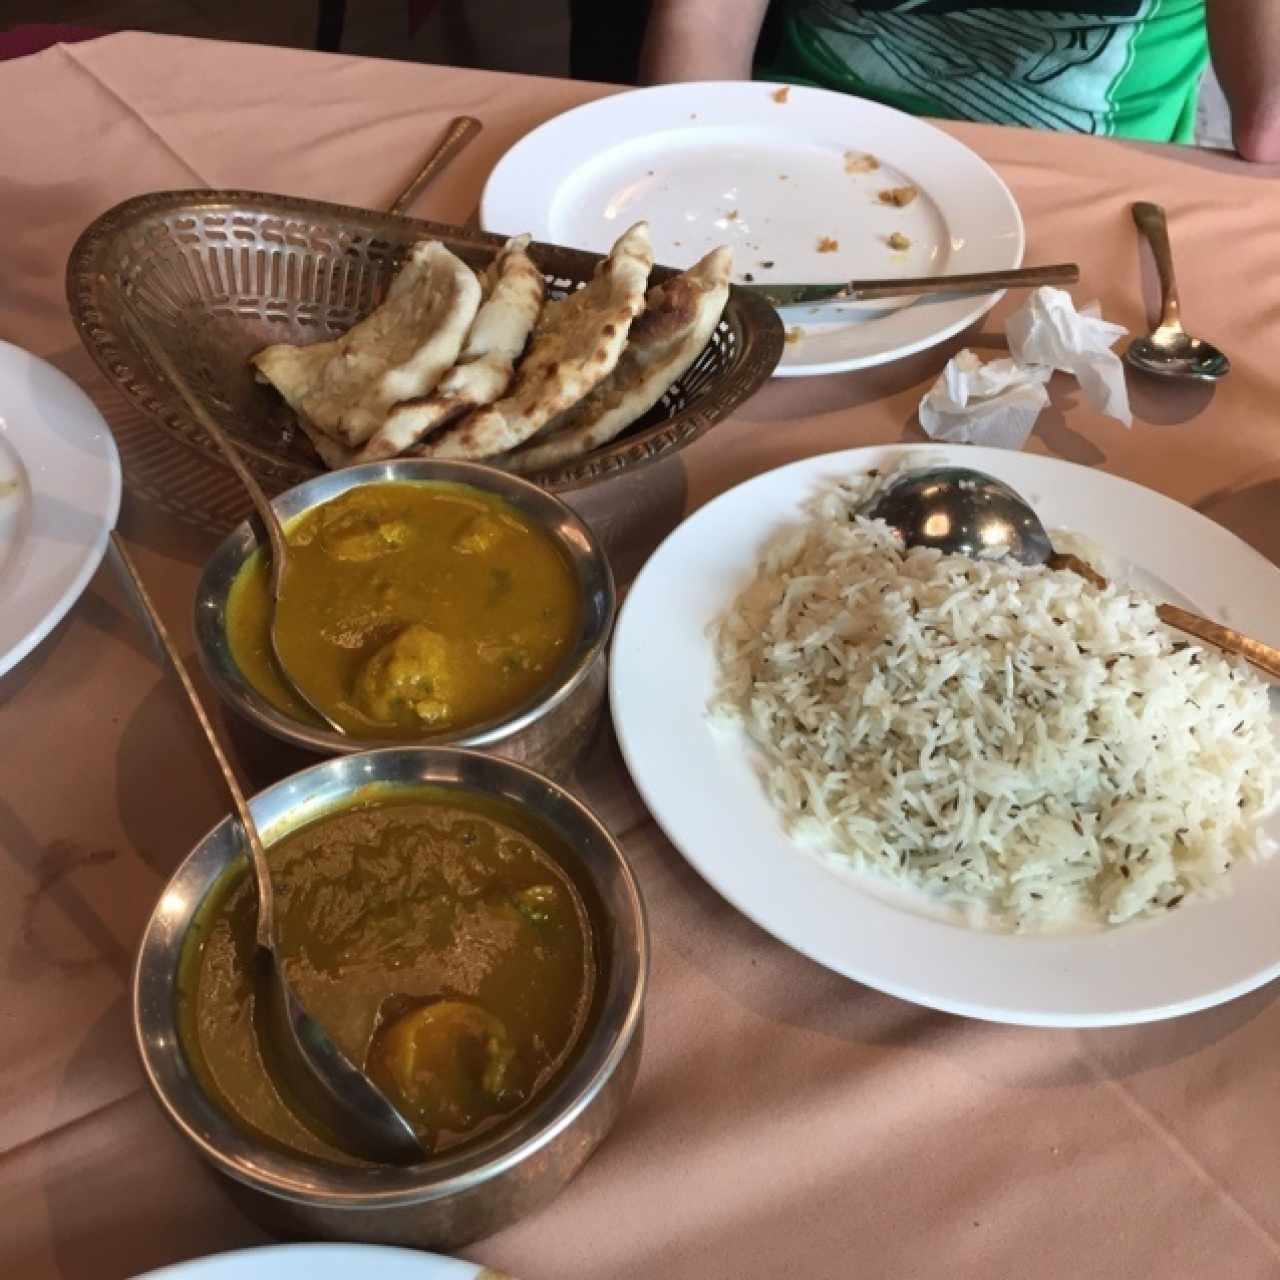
[194,459,616,755]
[132,744,648,1209]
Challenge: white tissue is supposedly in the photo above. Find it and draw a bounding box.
[918,350,1052,450]
[1005,287,1132,426]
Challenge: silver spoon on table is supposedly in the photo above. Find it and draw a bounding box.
[109,532,425,1164]
[386,115,482,215]
[865,466,1280,679]
[1125,202,1230,383]
[119,302,345,734]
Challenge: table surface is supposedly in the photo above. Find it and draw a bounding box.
[4,30,1280,1280]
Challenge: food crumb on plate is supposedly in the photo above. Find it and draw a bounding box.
[726,209,739,221]
[759,260,775,269]
[844,151,879,174]
[878,185,919,207]
[887,231,912,250]
[772,86,790,104]
[742,271,755,282]
[785,326,804,344]
[817,236,839,253]
[778,174,789,180]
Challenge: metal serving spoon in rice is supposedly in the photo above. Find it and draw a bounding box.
[866,466,1280,681]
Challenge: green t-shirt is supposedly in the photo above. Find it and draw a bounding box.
[767,0,1208,142]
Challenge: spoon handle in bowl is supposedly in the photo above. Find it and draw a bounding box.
[118,299,292,607]
[107,532,277,947]
[1157,604,1280,681]
[118,299,348,738]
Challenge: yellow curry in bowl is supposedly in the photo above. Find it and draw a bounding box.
[226,481,581,737]
[177,788,597,1163]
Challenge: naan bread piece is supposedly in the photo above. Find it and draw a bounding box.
[296,418,356,470]
[418,222,653,460]
[505,245,732,474]
[251,240,481,449]
[355,235,545,463]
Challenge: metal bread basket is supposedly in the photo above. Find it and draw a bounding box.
[67,190,784,494]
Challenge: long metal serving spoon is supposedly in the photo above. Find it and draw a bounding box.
[119,302,345,734]
[1125,202,1230,383]
[865,466,1280,680]
[116,117,486,734]
[109,532,425,1163]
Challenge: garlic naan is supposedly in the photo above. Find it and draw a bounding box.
[356,235,544,463]
[251,240,480,449]
[420,222,653,461]
[507,245,732,474]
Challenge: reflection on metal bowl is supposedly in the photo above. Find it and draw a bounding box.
[194,458,615,777]
[133,746,647,1249]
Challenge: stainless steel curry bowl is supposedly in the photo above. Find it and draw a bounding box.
[194,459,615,774]
[133,746,648,1249]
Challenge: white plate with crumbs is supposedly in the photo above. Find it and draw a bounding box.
[130,1244,503,1279]
[481,82,1023,376]
[610,444,1280,1027]
[0,340,121,677]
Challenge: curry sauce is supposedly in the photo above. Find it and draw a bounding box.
[225,481,581,736]
[177,791,596,1163]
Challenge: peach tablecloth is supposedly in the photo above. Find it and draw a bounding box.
[3,31,1280,1280]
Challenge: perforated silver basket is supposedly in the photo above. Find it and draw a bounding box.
[67,189,784,494]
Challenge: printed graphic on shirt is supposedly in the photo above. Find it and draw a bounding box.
[802,0,1155,133]
[833,0,1141,11]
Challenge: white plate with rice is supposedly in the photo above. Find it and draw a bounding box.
[609,444,1280,1027]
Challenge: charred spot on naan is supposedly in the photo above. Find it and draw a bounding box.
[419,222,654,462]
[506,244,731,474]
[353,235,545,464]
[627,275,703,347]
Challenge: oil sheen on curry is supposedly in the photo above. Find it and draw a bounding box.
[226,481,581,736]
[177,790,596,1162]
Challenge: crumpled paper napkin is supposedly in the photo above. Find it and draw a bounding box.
[918,350,1051,449]
[1005,286,1132,426]
[918,287,1132,450]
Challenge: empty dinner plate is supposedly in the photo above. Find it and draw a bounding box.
[482,82,1023,376]
[129,1243,505,1279]
[610,443,1280,1028]
[0,340,121,677]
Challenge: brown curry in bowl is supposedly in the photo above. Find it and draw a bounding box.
[177,788,597,1162]
[225,480,581,737]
